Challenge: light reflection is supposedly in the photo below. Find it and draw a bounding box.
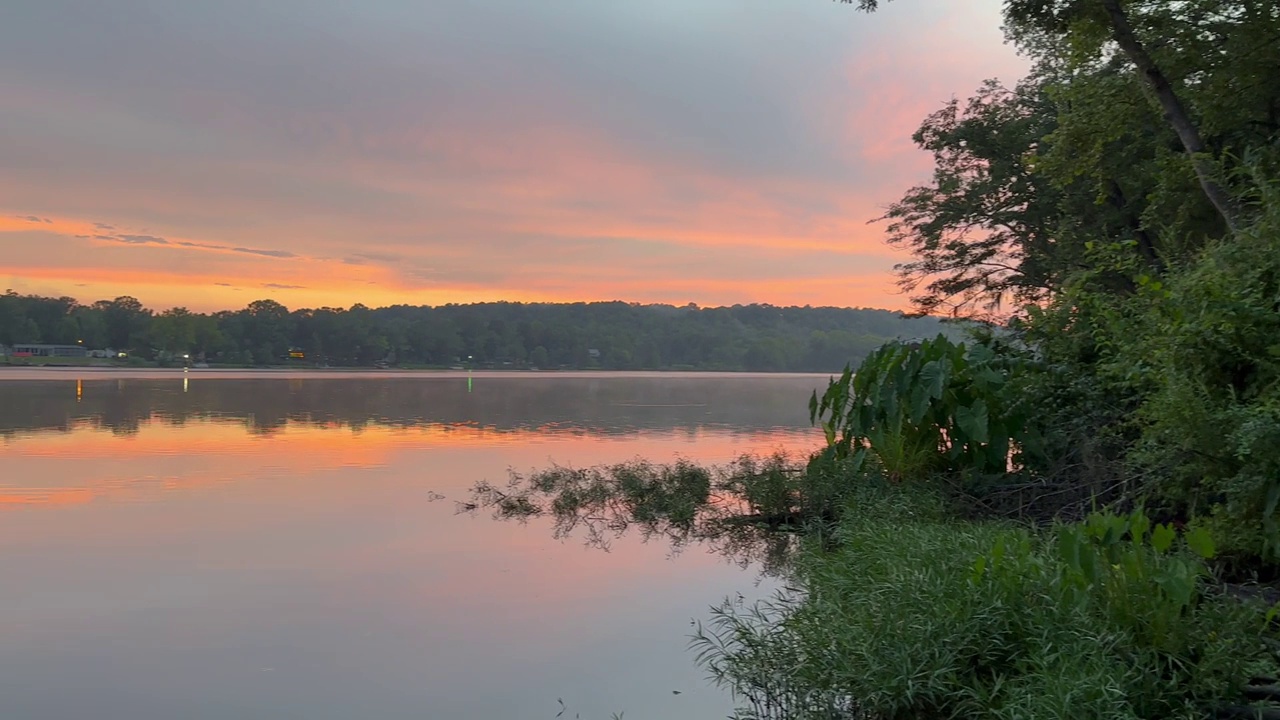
[0,418,818,510]
[75,378,82,403]
[0,376,818,720]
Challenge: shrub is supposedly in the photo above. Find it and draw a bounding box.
[693,487,1276,720]
[1126,194,1280,562]
[809,334,1038,489]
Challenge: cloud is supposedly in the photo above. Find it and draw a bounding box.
[232,247,297,259]
[90,232,170,245]
[15,215,52,224]
[116,234,169,245]
[262,282,306,289]
[0,0,1025,311]
[174,240,227,250]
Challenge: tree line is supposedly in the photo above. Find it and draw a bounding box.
[0,292,954,371]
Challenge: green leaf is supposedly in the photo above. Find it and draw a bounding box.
[970,554,987,584]
[878,377,900,423]
[919,360,946,399]
[954,400,990,444]
[1185,526,1216,559]
[1129,510,1150,546]
[1151,524,1176,554]
[973,367,1004,387]
[1058,527,1082,572]
[991,536,1006,567]
[908,382,931,425]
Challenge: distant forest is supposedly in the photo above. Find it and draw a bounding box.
[0,292,957,371]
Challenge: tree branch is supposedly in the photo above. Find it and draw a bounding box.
[1099,0,1241,232]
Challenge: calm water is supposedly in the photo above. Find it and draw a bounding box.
[0,370,827,720]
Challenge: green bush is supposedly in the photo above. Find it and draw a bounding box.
[694,487,1275,720]
[810,334,1037,484]
[1126,194,1280,562]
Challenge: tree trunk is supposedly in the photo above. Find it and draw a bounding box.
[1099,0,1241,233]
[1105,179,1165,273]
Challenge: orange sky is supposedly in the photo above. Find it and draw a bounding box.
[0,1,1026,312]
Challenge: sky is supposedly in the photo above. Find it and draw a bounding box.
[0,0,1025,313]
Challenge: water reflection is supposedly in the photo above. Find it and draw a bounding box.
[1,374,825,440]
[464,452,826,579]
[0,374,825,720]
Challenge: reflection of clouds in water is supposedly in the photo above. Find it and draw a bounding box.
[0,413,821,515]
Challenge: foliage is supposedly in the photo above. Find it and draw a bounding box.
[1125,194,1280,562]
[880,77,1070,318]
[882,0,1280,319]
[0,293,956,371]
[693,490,1276,720]
[809,334,1033,483]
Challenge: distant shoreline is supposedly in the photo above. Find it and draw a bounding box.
[0,366,835,381]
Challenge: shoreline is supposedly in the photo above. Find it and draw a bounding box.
[0,366,835,381]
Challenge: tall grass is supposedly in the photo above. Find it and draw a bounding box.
[693,485,1277,720]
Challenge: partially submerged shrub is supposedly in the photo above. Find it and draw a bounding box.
[464,452,869,572]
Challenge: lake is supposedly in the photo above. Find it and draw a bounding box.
[0,370,828,720]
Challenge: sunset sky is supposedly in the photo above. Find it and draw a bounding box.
[1,0,1024,313]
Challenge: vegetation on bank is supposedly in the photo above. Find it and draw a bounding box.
[0,296,954,371]
[472,0,1280,716]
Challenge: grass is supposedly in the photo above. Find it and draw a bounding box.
[691,484,1278,720]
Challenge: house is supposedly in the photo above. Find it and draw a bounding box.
[10,344,88,358]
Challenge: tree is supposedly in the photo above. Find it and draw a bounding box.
[847,0,1265,232]
[242,299,293,361]
[1019,0,1245,230]
[881,78,1065,317]
[93,296,149,351]
[149,307,197,355]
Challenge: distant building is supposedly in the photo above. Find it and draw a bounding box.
[10,344,88,358]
